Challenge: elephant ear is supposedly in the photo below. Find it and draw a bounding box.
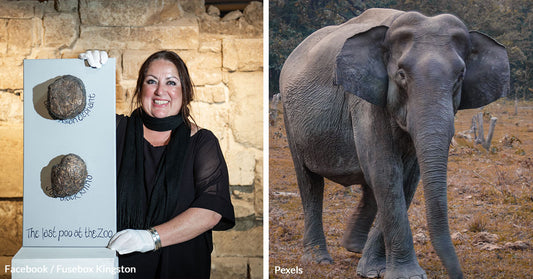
[335,26,388,107]
[460,31,510,109]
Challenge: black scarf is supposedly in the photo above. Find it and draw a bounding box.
[140,109,183,132]
[117,108,191,230]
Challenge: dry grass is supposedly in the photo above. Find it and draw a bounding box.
[269,100,533,278]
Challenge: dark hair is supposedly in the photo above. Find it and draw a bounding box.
[132,50,195,127]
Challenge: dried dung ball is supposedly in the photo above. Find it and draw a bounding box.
[51,153,88,198]
[46,75,86,119]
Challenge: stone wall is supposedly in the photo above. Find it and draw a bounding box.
[0,1,263,278]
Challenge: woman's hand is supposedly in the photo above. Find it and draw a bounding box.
[79,50,108,68]
[107,229,155,255]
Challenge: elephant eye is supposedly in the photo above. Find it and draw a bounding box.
[396,69,408,88]
[397,69,406,80]
[453,70,465,96]
[458,69,465,81]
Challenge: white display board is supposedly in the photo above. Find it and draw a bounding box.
[23,59,116,247]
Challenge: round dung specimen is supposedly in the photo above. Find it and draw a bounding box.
[46,75,86,119]
[51,153,88,198]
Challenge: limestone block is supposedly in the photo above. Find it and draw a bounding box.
[108,49,123,85]
[40,1,58,16]
[79,0,171,26]
[148,2,185,24]
[223,38,263,72]
[43,13,78,48]
[0,68,22,89]
[59,49,83,59]
[199,15,239,36]
[243,1,263,26]
[117,80,137,103]
[179,0,205,16]
[248,257,263,279]
[0,201,23,255]
[130,21,199,50]
[179,50,222,86]
[76,26,129,51]
[0,125,23,197]
[231,189,255,218]
[79,0,199,26]
[227,72,263,148]
[35,17,44,46]
[122,50,154,80]
[116,102,133,117]
[109,49,123,64]
[199,3,263,37]
[222,10,243,22]
[28,48,60,59]
[207,5,220,17]
[189,102,229,141]
[0,93,23,122]
[157,23,199,50]
[7,18,40,56]
[213,226,262,257]
[195,84,227,104]
[211,257,248,279]
[0,60,23,90]
[116,85,126,104]
[241,1,263,38]
[0,1,38,18]
[199,36,222,53]
[190,70,222,87]
[54,0,78,12]
[0,19,7,55]
[225,143,256,186]
[254,157,263,217]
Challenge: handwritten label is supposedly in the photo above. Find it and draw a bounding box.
[43,174,93,201]
[58,93,96,124]
[59,174,93,201]
[25,226,114,242]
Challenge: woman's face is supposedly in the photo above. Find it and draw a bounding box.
[141,59,182,118]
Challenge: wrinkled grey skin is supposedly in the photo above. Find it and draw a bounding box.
[280,8,509,279]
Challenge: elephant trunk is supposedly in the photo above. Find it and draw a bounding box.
[410,101,464,279]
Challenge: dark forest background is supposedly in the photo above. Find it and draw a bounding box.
[269,0,532,100]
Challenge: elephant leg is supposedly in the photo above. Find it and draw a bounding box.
[342,183,377,253]
[357,156,421,278]
[356,215,386,278]
[293,158,332,264]
[382,157,426,278]
[352,106,424,278]
[372,179,424,279]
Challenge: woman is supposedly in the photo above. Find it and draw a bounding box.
[85,50,235,278]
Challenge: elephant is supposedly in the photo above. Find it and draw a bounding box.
[279,8,509,279]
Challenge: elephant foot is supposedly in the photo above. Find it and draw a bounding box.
[342,232,367,253]
[356,252,386,278]
[383,262,427,279]
[301,246,333,264]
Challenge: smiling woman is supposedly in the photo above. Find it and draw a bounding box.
[132,51,195,129]
[84,50,237,279]
[140,59,183,119]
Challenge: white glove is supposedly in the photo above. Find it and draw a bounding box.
[107,229,155,255]
[79,50,108,68]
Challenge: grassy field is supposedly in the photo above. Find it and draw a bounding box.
[269,100,532,278]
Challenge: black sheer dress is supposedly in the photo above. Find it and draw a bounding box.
[116,114,235,279]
